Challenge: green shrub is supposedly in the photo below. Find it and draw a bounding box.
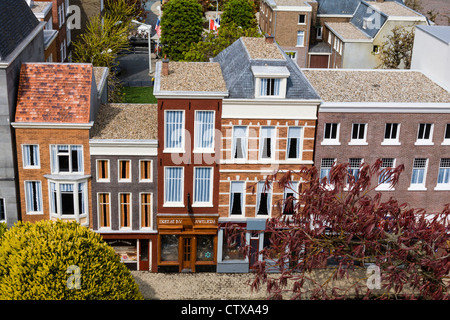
[0,220,143,300]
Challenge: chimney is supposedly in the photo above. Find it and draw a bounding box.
[265,34,274,44]
[162,56,169,76]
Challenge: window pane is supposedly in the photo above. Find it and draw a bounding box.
[119,160,130,180]
[438,159,450,184]
[195,111,214,150]
[260,127,274,159]
[233,126,247,159]
[161,235,179,261]
[25,181,41,213]
[320,158,335,180]
[141,193,152,228]
[120,193,131,228]
[348,158,362,182]
[445,124,450,139]
[379,158,395,184]
[196,235,214,261]
[0,199,5,221]
[256,182,271,215]
[78,182,86,214]
[140,160,151,181]
[166,111,183,149]
[98,160,109,180]
[287,127,302,159]
[98,193,110,227]
[61,184,75,215]
[230,181,244,215]
[411,158,427,184]
[194,167,212,203]
[165,167,183,203]
[222,233,245,261]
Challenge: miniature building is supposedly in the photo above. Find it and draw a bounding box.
[153,60,228,272]
[303,68,450,214]
[89,103,159,271]
[0,0,45,227]
[12,63,107,226]
[212,36,321,272]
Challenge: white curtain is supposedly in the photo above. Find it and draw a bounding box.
[194,167,212,203]
[256,181,271,215]
[166,111,183,149]
[287,127,302,159]
[233,126,247,159]
[50,182,57,214]
[260,78,268,96]
[78,182,86,214]
[50,145,57,173]
[273,79,280,96]
[165,167,182,203]
[230,181,244,215]
[71,145,83,172]
[195,111,214,150]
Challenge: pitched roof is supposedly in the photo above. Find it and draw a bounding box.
[213,37,320,100]
[302,69,450,103]
[15,63,94,123]
[0,0,40,61]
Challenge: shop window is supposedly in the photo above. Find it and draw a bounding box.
[160,235,179,261]
[222,233,246,261]
[196,236,214,261]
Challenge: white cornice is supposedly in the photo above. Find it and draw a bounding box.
[319,102,450,113]
[11,122,94,129]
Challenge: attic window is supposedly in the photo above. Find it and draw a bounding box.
[260,78,280,96]
[251,66,290,99]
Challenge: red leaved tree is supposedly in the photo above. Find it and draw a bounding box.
[226,159,450,299]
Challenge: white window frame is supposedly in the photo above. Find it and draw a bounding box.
[376,158,396,191]
[49,180,88,220]
[194,110,215,153]
[442,124,450,145]
[282,181,298,215]
[349,123,368,145]
[163,166,184,207]
[322,123,340,145]
[0,198,6,222]
[415,123,434,146]
[118,159,132,183]
[24,180,43,215]
[382,123,401,145]
[139,192,153,229]
[139,159,153,182]
[298,14,306,25]
[229,181,245,217]
[435,158,450,190]
[347,158,363,184]
[118,192,132,230]
[232,125,248,161]
[96,159,110,182]
[192,167,213,207]
[50,144,84,174]
[320,158,336,183]
[259,126,276,161]
[164,110,185,153]
[97,192,111,229]
[256,181,272,218]
[316,26,323,40]
[408,158,428,191]
[296,31,305,47]
[22,144,40,169]
[286,126,303,160]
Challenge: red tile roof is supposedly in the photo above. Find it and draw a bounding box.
[15,63,94,123]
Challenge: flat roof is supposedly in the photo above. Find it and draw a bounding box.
[90,103,158,140]
[416,25,450,45]
[302,69,450,103]
[368,1,421,17]
[159,61,227,93]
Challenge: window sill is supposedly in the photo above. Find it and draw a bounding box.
[381,141,401,146]
[407,186,427,191]
[434,185,450,191]
[321,141,341,146]
[375,185,395,191]
[348,141,368,146]
[163,149,185,154]
[163,203,184,208]
[414,141,434,146]
[192,203,214,208]
[26,212,44,215]
[441,140,450,145]
[24,166,41,170]
[193,149,215,154]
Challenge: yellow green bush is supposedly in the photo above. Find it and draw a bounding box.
[0,220,143,300]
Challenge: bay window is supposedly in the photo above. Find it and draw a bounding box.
[49,180,88,220]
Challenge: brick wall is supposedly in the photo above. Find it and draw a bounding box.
[314,112,450,213]
[15,127,91,225]
[219,118,316,218]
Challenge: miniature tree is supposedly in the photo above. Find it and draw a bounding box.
[228,160,450,299]
[220,0,257,30]
[378,26,415,69]
[0,220,143,300]
[160,0,203,61]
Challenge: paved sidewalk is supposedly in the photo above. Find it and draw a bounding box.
[131,272,271,300]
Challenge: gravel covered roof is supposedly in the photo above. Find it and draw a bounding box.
[302,69,450,103]
[159,61,227,93]
[241,37,286,60]
[90,103,158,140]
[371,1,421,17]
[326,22,371,40]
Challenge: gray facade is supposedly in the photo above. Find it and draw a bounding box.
[0,0,45,227]
[90,154,158,231]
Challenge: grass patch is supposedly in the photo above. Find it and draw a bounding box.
[121,86,157,103]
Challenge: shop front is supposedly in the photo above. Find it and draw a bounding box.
[157,216,218,272]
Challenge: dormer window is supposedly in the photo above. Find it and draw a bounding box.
[252,66,290,99]
[260,78,280,96]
